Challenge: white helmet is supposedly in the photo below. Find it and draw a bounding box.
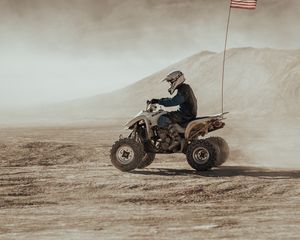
[162,71,185,95]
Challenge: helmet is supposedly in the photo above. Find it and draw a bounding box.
[162,71,185,95]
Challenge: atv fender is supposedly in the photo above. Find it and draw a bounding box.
[185,120,208,140]
[125,116,152,139]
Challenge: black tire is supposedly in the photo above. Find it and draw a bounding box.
[110,138,145,172]
[137,153,156,169]
[206,136,229,167]
[186,139,219,171]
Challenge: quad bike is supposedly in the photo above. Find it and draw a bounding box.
[110,102,229,172]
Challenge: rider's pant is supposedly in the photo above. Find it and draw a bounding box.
[158,111,192,129]
[157,115,172,128]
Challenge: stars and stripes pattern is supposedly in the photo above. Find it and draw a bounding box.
[230,0,257,10]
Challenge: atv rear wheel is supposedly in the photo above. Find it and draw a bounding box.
[206,136,229,167]
[186,139,219,171]
[110,138,145,172]
[137,153,156,169]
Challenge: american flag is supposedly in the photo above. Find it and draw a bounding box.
[230,0,257,10]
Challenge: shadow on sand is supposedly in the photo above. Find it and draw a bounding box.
[131,166,300,179]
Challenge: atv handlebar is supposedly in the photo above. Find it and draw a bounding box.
[146,100,158,112]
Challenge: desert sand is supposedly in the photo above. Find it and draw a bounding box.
[0,123,299,240]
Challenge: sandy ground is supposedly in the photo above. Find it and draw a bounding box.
[0,124,299,240]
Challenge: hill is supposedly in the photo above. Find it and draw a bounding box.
[1,48,300,123]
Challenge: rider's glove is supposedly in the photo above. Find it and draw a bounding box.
[150,99,159,104]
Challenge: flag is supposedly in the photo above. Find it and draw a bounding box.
[230,0,257,10]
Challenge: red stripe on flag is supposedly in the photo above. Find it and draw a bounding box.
[231,0,257,3]
[231,4,256,7]
[231,0,256,2]
[231,3,256,6]
[231,2,256,6]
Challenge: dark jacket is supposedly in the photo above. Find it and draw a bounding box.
[158,83,197,120]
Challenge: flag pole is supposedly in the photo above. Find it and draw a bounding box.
[221,2,232,115]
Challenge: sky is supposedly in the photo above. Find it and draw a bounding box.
[0,0,300,108]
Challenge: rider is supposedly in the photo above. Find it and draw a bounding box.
[149,71,198,149]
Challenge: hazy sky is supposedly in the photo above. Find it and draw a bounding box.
[1,0,300,107]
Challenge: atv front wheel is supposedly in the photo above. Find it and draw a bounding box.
[186,140,220,171]
[137,153,156,169]
[110,138,145,172]
[206,136,229,167]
